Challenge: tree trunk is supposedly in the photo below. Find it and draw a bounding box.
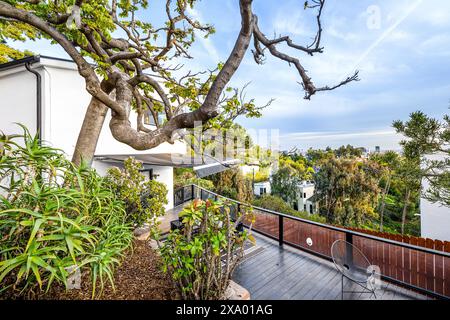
[379,176,391,232]
[401,188,411,235]
[72,98,109,166]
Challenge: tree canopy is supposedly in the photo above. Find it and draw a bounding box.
[0,0,358,165]
[394,111,449,207]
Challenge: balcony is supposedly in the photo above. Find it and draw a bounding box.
[173,185,450,300]
[233,232,429,300]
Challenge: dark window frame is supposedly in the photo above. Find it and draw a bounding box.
[139,168,154,180]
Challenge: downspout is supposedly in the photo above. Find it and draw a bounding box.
[25,61,42,143]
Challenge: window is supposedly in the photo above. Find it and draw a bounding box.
[139,168,154,180]
[304,204,307,211]
[304,192,307,198]
[260,187,266,194]
[309,204,313,214]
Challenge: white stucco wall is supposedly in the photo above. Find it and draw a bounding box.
[0,57,180,210]
[151,166,174,210]
[40,58,185,157]
[92,161,174,210]
[254,181,271,196]
[296,182,315,213]
[0,65,38,137]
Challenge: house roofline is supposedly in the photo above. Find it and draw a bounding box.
[0,55,79,72]
[0,55,40,71]
[40,55,75,64]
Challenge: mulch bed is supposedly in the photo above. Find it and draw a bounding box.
[2,240,180,300]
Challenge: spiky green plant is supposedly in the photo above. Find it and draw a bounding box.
[0,125,133,298]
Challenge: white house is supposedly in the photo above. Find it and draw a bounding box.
[295,181,317,214]
[253,181,271,197]
[420,154,450,241]
[0,55,188,210]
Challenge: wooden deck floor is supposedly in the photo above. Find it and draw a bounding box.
[233,233,431,300]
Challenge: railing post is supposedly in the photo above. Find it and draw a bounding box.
[279,215,284,247]
[346,232,353,264]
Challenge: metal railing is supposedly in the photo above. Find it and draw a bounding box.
[174,185,450,299]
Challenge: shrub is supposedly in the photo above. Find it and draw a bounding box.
[174,169,215,191]
[209,168,253,203]
[159,199,254,300]
[246,169,269,183]
[253,194,326,223]
[0,126,133,298]
[106,157,168,228]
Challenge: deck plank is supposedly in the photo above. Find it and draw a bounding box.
[232,233,429,300]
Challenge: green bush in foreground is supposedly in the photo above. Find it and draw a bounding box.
[106,157,168,228]
[160,199,255,300]
[0,126,133,298]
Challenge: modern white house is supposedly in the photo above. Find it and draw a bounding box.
[0,55,189,210]
[253,181,271,197]
[295,181,317,214]
[420,154,450,241]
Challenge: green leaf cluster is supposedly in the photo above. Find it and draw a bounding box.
[159,199,253,300]
[0,125,133,298]
[106,157,168,228]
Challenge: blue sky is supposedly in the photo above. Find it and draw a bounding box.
[11,0,450,152]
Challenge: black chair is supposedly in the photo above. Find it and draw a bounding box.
[331,239,377,300]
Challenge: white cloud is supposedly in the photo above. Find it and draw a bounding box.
[186,7,221,63]
[279,128,402,151]
[418,34,450,56]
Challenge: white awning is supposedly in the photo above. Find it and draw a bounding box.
[193,159,241,178]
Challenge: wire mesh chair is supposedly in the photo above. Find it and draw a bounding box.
[331,239,377,300]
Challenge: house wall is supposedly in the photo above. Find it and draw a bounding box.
[253,181,271,196]
[92,161,174,210]
[151,165,174,210]
[0,57,180,210]
[0,65,38,137]
[296,183,315,213]
[40,59,185,157]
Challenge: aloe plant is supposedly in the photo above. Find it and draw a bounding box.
[0,125,133,298]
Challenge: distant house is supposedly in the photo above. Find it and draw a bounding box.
[253,181,271,197]
[294,181,317,214]
[0,56,188,210]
